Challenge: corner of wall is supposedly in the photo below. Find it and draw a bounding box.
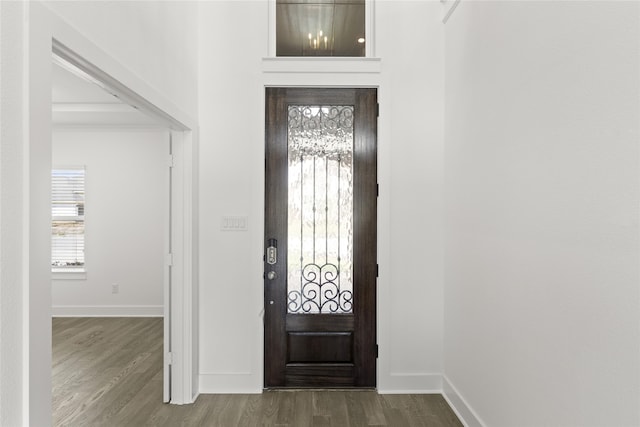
[442,376,485,427]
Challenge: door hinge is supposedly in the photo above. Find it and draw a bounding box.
[166,352,173,365]
[375,345,379,358]
[166,253,173,267]
[167,154,174,168]
[376,103,380,117]
[376,183,379,197]
[376,264,379,278]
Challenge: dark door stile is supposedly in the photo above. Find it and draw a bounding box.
[264,88,377,388]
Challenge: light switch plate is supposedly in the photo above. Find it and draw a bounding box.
[221,216,248,231]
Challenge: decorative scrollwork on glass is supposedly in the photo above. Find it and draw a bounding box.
[288,106,354,160]
[287,105,354,314]
[288,263,353,313]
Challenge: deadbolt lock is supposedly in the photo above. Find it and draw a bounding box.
[266,238,277,265]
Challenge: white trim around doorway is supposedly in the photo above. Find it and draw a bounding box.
[26,5,199,420]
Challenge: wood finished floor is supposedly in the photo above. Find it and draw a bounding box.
[53,317,463,427]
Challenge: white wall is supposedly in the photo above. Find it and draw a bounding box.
[52,129,168,317]
[45,1,199,119]
[198,0,269,392]
[443,1,640,426]
[376,1,444,391]
[197,0,444,392]
[0,2,27,425]
[0,1,199,423]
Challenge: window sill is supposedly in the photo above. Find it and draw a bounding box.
[262,57,382,74]
[52,270,87,281]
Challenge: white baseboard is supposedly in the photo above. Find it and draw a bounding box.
[442,376,485,427]
[197,370,481,427]
[52,305,163,317]
[378,373,443,394]
[199,373,262,394]
[199,372,443,395]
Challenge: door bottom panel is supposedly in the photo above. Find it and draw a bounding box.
[285,363,355,387]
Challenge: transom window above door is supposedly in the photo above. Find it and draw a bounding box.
[276,0,366,57]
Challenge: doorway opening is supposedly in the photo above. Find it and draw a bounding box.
[50,40,196,408]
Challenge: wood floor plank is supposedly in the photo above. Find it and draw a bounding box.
[236,393,273,426]
[359,391,388,426]
[53,318,463,427]
[176,393,218,427]
[274,390,295,426]
[292,390,314,427]
[413,394,464,427]
[344,392,368,427]
[324,391,351,427]
[345,391,388,427]
[312,415,332,427]
[115,370,166,426]
[379,394,413,427]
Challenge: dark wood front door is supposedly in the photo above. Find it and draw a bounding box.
[264,88,377,388]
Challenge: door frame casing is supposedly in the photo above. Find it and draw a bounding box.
[260,55,384,390]
[48,39,199,404]
[24,5,199,423]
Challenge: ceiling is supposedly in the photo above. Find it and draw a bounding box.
[276,0,366,57]
[52,62,164,128]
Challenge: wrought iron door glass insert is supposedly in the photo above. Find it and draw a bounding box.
[287,105,354,314]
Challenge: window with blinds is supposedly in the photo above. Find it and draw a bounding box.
[52,167,85,272]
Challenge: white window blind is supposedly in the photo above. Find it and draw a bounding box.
[52,167,85,271]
